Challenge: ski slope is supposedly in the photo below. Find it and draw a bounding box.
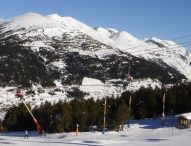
[0,117,190,146]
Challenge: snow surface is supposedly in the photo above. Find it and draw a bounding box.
[143,38,191,79]
[51,60,67,69]
[79,77,119,99]
[0,18,4,24]
[0,117,190,146]
[4,13,59,31]
[177,112,191,120]
[0,85,67,120]
[0,78,162,120]
[80,77,105,93]
[126,78,162,92]
[79,77,162,99]
[0,77,162,119]
[2,12,191,79]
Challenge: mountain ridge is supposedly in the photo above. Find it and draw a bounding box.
[0,12,190,117]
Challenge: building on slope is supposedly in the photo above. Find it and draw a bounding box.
[177,113,191,128]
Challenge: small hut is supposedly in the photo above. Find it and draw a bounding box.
[177,113,191,128]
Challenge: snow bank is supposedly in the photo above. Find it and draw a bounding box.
[79,77,104,93]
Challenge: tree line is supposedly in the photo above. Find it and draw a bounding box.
[2,82,191,133]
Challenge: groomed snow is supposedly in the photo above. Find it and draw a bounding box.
[0,117,190,146]
[177,112,191,120]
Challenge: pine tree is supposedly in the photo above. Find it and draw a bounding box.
[33,101,53,132]
[3,103,35,131]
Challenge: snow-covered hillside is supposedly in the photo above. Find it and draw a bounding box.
[143,38,191,79]
[0,117,190,146]
[0,18,4,23]
[1,12,190,79]
[0,12,191,115]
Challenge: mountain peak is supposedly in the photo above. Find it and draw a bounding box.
[95,27,119,33]
[95,27,137,42]
[46,13,62,20]
[112,31,138,42]
[4,12,60,30]
[95,27,118,39]
[107,28,119,33]
[10,12,44,22]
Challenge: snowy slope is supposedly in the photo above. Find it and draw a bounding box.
[1,13,121,58]
[95,27,191,81]
[2,13,109,44]
[143,38,191,80]
[95,27,139,49]
[94,28,191,80]
[3,13,137,48]
[0,117,190,146]
[0,12,191,115]
[0,18,4,24]
[4,13,59,30]
[1,12,190,79]
[79,77,162,99]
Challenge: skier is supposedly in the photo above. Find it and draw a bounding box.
[24,130,29,139]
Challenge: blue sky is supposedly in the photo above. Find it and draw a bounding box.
[0,0,191,49]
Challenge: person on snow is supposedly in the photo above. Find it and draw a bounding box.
[24,130,29,139]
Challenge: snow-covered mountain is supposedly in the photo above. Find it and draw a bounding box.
[0,18,4,24]
[0,12,190,117]
[144,38,191,79]
[96,27,191,80]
